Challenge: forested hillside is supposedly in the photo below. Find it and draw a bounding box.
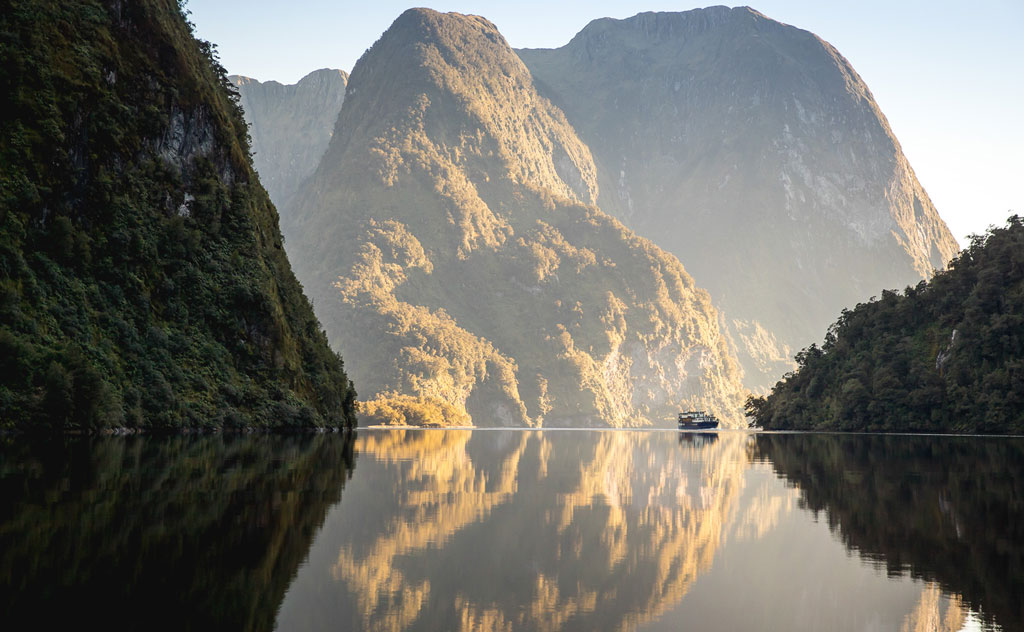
[747,217,1024,433]
[0,0,356,430]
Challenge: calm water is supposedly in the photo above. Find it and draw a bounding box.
[1,430,1020,631]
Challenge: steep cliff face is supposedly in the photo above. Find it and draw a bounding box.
[518,7,960,389]
[0,0,356,429]
[230,69,348,207]
[286,9,745,427]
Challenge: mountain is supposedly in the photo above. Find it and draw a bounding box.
[230,69,348,207]
[285,9,745,427]
[0,0,356,430]
[746,217,1024,433]
[517,7,960,389]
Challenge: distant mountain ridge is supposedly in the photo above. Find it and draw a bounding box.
[230,69,348,207]
[284,8,746,427]
[518,6,959,389]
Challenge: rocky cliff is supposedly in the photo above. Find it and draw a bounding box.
[0,0,356,429]
[518,7,960,389]
[230,69,348,207]
[285,9,746,427]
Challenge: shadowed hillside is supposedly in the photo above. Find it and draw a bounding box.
[0,0,355,429]
[230,69,348,207]
[747,217,1024,433]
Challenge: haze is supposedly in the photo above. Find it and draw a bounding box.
[187,0,1022,248]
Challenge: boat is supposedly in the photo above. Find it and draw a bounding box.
[678,410,719,430]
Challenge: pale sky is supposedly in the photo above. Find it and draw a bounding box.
[186,1,1023,247]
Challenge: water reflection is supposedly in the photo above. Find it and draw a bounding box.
[0,434,355,631]
[278,430,1010,631]
[277,430,755,630]
[0,431,1014,631]
[901,584,969,632]
[755,433,1023,631]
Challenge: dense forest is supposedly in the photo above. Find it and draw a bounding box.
[0,0,356,430]
[746,217,1024,433]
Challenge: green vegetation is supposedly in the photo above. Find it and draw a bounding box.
[756,433,1024,630]
[0,433,356,630]
[0,0,356,430]
[746,217,1024,433]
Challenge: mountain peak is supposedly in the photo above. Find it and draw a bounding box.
[394,6,500,31]
[376,8,511,65]
[357,7,520,93]
[228,67,347,90]
[332,5,600,210]
[230,68,348,206]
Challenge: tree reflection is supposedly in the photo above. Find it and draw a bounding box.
[755,433,1023,631]
[0,433,356,631]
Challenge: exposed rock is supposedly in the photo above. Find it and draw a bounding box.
[935,328,957,373]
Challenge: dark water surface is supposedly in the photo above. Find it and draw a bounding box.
[1,430,1019,631]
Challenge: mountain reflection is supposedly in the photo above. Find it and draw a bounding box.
[276,430,752,631]
[901,584,969,632]
[755,433,1023,632]
[0,434,355,631]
